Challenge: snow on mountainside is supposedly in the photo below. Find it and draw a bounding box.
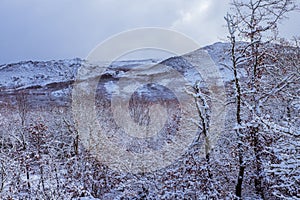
[0,42,238,109]
[203,42,247,81]
[0,42,238,93]
[0,59,81,91]
[0,58,162,107]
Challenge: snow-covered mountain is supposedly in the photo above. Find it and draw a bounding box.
[0,42,236,108]
[0,42,237,90]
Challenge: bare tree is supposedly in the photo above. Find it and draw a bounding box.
[225,0,298,198]
[16,90,29,150]
[16,90,28,127]
[225,13,245,199]
[190,81,215,193]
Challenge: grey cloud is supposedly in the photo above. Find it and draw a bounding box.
[0,0,298,64]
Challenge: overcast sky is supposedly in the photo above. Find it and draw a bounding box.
[0,0,298,64]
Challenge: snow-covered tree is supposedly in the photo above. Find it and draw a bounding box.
[225,0,298,198]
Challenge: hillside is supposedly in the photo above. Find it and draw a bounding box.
[0,42,299,199]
